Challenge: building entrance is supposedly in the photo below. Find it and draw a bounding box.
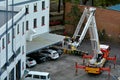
[16,60,21,80]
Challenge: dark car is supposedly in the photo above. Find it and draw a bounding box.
[27,52,48,63]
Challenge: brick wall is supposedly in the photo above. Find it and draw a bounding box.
[65,2,120,42]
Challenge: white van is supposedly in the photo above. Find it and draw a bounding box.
[24,71,50,80]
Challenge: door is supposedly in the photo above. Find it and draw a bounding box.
[16,60,21,80]
[9,68,14,80]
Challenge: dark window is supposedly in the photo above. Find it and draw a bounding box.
[8,33,10,44]
[22,46,24,54]
[42,1,45,10]
[22,22,24,35]
[25,74,32,78]
[13,28,15,38]
[25,5,29,14]
[26,21,29,30]
[40,76,46,79]
[22,62,24,70]
[48,74,50,79]
[16,47,21,56]
[41,16,45,26]
[4,77,7,80]
[9,55,14,65]
[34,3,37,12]
[33,75,39,79]
[2,38,5,49]
[34,18,37,28]
[1,64,7,74]
[17,24,19,34]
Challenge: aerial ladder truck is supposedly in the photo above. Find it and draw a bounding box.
[63,7,116,74]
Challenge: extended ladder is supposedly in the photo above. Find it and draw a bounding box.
[73,8,88,39]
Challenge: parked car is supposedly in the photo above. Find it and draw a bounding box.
[48,46,63,56]
[24,71,50,80]
[26,57,37,68]
[40,49,59,60]
[27,52,48,63]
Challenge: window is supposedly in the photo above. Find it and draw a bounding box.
[22,62,24,70]
[26,21,29,30]
[13,28,15,38]
[42,1,45,10]
[25,74,32,78]
[34,3,37,12]
[25,5,29,14]
[41,16,45,26]
[22,22,24,35]
[16,47,21,56]
[4,77,7,80]
[1,64,7,75]
[40,76,46,79]
[17,24,19,34]
[9,69,14,80]
[33,75,39,79]
[8,33,10,44]
[48,74,50,79]
[22,46,24,54]
[2,38,5,49]
[34,18,37,28]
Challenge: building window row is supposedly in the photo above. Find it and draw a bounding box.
[25,1,45,14]
[1,16,45,50]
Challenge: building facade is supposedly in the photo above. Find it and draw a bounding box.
[0,0,50,80]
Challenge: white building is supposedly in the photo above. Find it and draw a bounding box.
[0,0,50,80]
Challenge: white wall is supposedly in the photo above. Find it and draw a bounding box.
[0,0,50,80]
[25,0,50,40]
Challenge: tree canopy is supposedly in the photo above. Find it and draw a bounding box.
[94,0,120,7]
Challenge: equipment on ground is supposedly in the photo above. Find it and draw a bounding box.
[62,7,116,74]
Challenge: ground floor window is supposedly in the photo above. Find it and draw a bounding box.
[41,16,45,26]
[9,68,14,80]
[4,77,7,80]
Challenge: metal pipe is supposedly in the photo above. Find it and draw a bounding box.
[11,0,16,58]
[6,0,9,66]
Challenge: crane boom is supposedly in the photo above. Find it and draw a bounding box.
[63,7,116,74]
[73,8,88,38]
[71,8,101,55]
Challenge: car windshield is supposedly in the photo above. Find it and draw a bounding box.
[28,58,33,61]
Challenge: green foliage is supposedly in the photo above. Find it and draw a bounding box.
[98,29,108,42]
[65,0,80,4]
[94,0,120,8]
[65,5,82,27]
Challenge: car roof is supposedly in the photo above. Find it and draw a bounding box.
[28,71,49,76]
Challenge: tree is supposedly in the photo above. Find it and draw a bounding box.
[94,0,120,8]
[65,3,82,35]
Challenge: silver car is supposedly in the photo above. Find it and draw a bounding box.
[26,57,37,67]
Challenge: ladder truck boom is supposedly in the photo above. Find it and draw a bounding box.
[73,8,88,39]
[63,7,116,74]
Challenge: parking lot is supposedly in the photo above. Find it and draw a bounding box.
[27,41,120,80]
